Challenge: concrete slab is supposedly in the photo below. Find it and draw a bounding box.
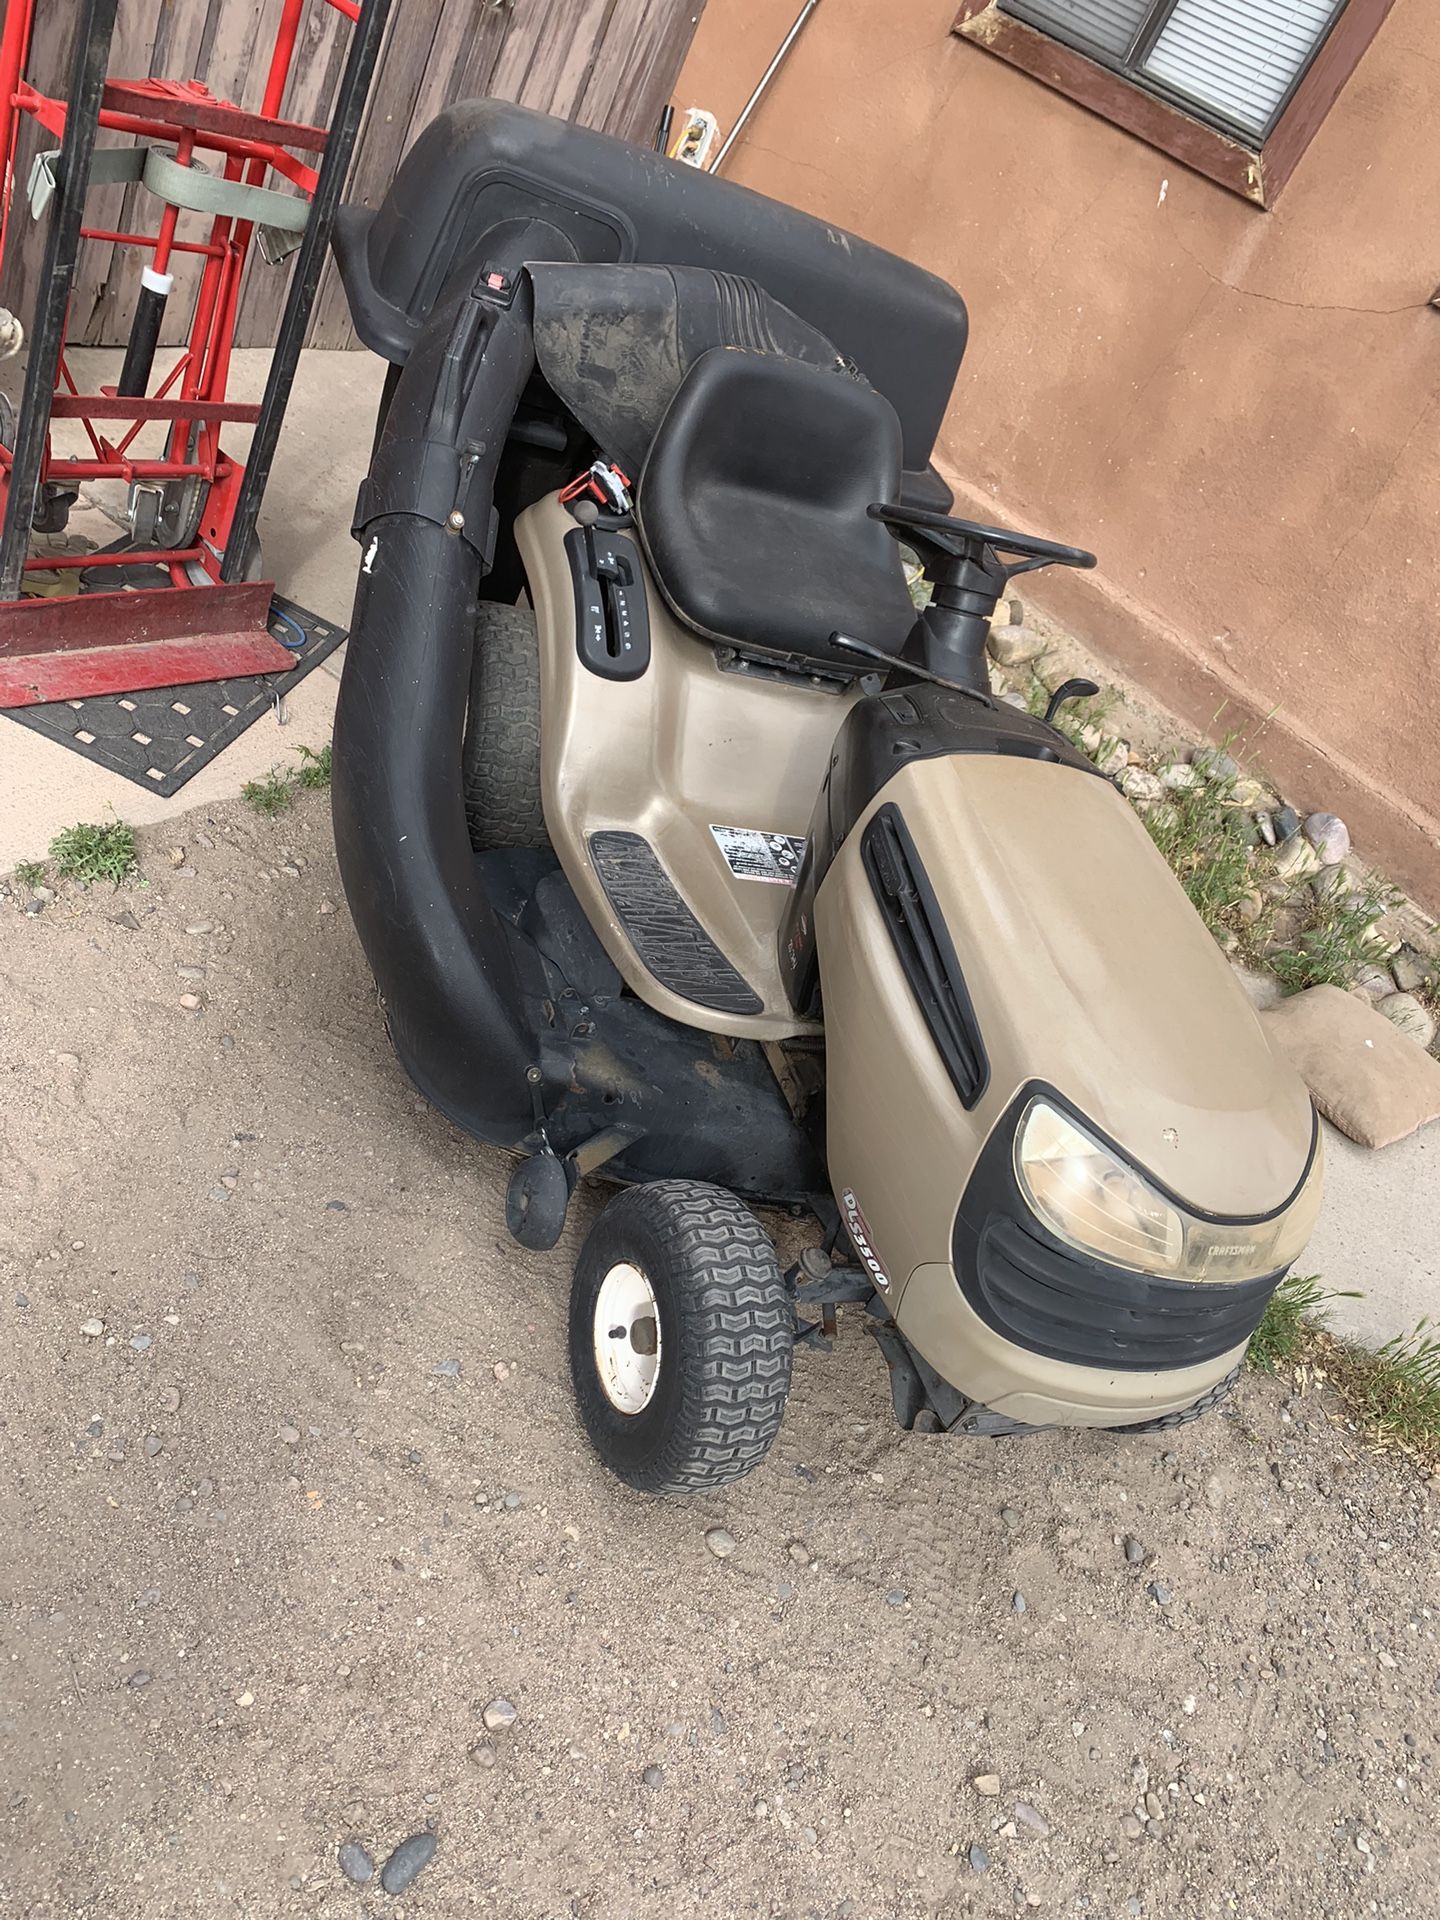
[0,347,384,869]
[1305,1119,1439,1349]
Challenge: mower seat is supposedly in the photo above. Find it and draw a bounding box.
[637,350,918,671]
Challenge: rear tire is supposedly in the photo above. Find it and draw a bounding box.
[462,602,548,851]
[569,1180,793,1495]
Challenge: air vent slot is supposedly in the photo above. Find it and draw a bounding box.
[860,803,989,1109]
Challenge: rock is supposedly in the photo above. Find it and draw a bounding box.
[143,1435,162,1458]
[468,1741,497,1768]
[884,1587,908,1609]
[379,1832,436,1895]
[1121,1813,1145,1841]
[1193,747,1239,783]
[1117,768,1164,807]
[1304,812,1350,865]
[80,1317,105,1338]
[178,993,203,1012]
[1014,1802,1050,1837]
[110,909,141,932]
[787,1540,810,1565]
[987,623,1047,668]
[1144,1790,1165,1822]
[999,1506,1020,1529]
[1011,1591,1027,1614]
[1160,763,1199,792]
[277,1424,301,1445]
[1312,865,1354,904]
[158,1386,182,1413]
[642,1764,665,1788]
[1273,806,1300,843]
[1230,777,1274,809]
[482,1697,518,1732]
[1255,811,1278,847]
[704,1526,737,1559]
[337,1840,374,1886]
[502,1489,523,1510]
[972,1774,1002,1797]
[1274,835,1321,882]
[968,1844,990,1874]
[1235,889,1266,926]
[1123,1535,1146,1566]
[166,846,186,868]
[1392,947,1440,994]
[127,1669,152,1689]
[431,1358,461,1378]
[130,1333,152,1352]
[1148,1582,1173,1608]
[1374,992,1436,1049]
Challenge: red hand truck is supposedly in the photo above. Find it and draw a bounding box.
[0,0,388,706]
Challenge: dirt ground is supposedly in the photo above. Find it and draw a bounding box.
[2,788,1437,1920]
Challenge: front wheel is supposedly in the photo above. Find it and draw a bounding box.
[568,1180,793,1495]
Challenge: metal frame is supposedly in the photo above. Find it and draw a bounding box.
[0,0,389,705]
[1000,0,1350,145]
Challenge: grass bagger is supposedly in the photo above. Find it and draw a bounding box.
[327,102,1322,1494]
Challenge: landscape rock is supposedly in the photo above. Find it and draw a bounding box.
[1304,812,1350,865]
[1117,767,1164,807]
[986,622,1046,668]
[1352,963,1395,1000]
[1274,835,1321,882]
[1255,811,1277,847]
[482,1696,518,1732]
[704,1527,737,1559]
[1014,1802,1050,1837]
[1160,763,1199,792]
[1123,1535,1146,1566]
[968,1844,990,1873]
[642,1764,665,1788]
[80,1317,104,1338]
[337,1840,374,1885]
[1392,947,1440,993]
[1273,806,1300,842]
[1312,864,1354,904]
[379,1832,436,1895]
[972,1774,1001,1796]
[468,1741,497,1768]
[1193,747,1239,783]
[1374,992,1437,1049]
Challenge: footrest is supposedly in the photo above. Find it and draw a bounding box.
[588,830,763,1016]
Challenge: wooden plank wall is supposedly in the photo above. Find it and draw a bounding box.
[1,0,708,352]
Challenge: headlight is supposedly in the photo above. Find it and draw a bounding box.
[1014,1098,1311,1283]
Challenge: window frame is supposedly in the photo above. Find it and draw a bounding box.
[951,0,1399,206]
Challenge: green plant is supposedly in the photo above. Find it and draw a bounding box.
[294,741,332,790]
[242,768,295,817]
[1247,1273,1343,1373]
[1141,772,1262,945]
[48,820,136,886]
[1321,1320,1440,1470]
[1269,886,1400,995]
[13,859,46,889]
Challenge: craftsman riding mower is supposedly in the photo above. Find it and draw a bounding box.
[328,103,1321,1494]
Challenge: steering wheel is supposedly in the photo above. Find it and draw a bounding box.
[870,501,1096,579]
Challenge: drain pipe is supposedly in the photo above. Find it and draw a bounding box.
[711,0,822,173]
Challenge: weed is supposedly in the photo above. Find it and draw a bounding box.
[294,741,332,790]
[48,821,136,887]
[13,859,46,889]
[1141,772,1262,946]
[1322,1320,1440,1468]
[242,769,295,817]
[1269,885,1400,995]
[1247,1273,1343,1373]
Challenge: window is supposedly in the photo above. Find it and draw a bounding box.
[1001,0,1342,142]
[953,0,1399,205]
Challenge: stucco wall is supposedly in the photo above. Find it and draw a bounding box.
[675,0,1440,904]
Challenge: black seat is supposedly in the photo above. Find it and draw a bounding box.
[636,349,919,671]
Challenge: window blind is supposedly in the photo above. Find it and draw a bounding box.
[1000,0,1341,141]
[1141,0,1339,139]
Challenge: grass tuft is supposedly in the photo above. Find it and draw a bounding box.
[1141,771,1262,947]
[48,821,136,887]
[13,859,46,889]
[1247,1273,1342,1373]
[1322,1321,1440,1466]
[294,741,332,790]
[242,768,296,817]
[1269,885,1400,995]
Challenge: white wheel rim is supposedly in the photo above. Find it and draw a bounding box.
[593,1262,662,1414]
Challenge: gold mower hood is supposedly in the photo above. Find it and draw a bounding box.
[818,748,1321,1306]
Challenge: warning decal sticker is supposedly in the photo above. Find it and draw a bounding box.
[709,825,807,886]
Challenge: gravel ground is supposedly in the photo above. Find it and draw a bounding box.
[2,789,1437,1920]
